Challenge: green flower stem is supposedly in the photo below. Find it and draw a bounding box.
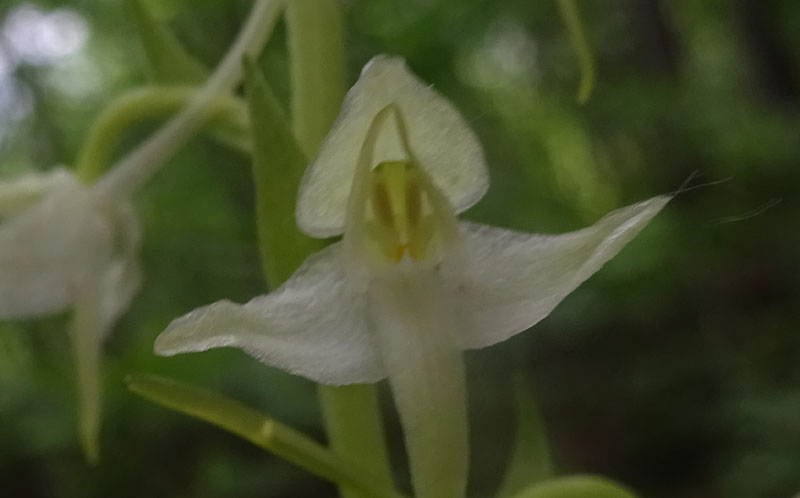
[70,292,104,465]
[554,0,596,104]
[126,374,408,498]
[286,0,346,157]
[91,0,284,202]
[317,385,394,493]
[75,86,249,183]
[286,3,394,497]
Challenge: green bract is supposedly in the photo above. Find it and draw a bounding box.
[155,55,668,498]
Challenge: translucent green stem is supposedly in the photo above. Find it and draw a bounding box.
[75,86,249,183]
[126,374,408,498]
[286,3,394,497]
[70,293,103,465]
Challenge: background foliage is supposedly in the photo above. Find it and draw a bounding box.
[1,1,798,497]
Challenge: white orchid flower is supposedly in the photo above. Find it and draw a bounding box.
[0,168,141,462]
[155,55,668,498]
[0,168,140,321]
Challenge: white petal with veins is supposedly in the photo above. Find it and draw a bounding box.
[156,243,385,384]
[452,196,670,349]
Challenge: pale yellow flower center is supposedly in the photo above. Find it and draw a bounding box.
[363,160,441,264]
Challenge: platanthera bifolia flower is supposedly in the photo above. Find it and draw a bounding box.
[0,168,140,320]
[155,55,669,498]
[0,168,141,463]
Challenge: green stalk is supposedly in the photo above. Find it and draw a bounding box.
[554,0,596,104]
[70,292,103,465]
[127,374,408,498]
[286,2,394,497]
[286,0,346,158]
[317,385,393,494]
[75,86,249,183]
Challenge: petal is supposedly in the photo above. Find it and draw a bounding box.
[0,168,74,216]
[0,176,112,317]
[155,243,385,385]
[297,55,489,237]
[452,196,670,349]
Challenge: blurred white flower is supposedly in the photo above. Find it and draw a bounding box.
[0,168,139,323]
[0,168,140,463]
[155,55,668,498]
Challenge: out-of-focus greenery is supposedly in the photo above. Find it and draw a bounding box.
[1,1,798,497]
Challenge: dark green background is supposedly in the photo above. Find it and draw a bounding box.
[1,1,798,497]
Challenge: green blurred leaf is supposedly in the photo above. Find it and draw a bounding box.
[127,0,209,84]
[243,57,323,288]
[496,378,555,498]
[126,374,408,498]
[512,475,639,498]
